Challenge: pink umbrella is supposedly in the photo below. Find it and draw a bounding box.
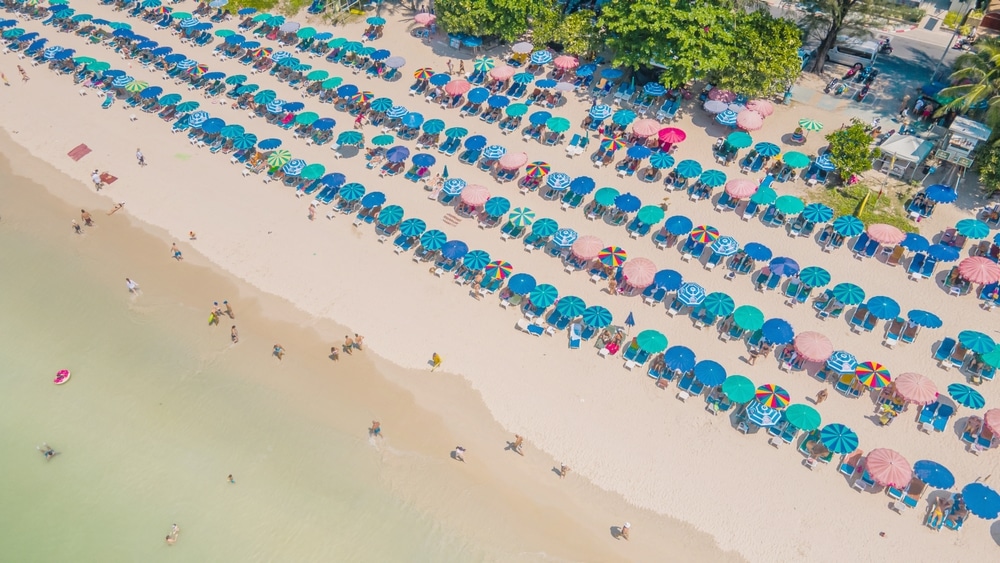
[444,79,471,96]
[708,89,736,103]
[571,235,604,260]
[658,127,686,144]
[553,55,579,70]
[793,331,833,362]
[958,256,1000,284]
[725,179,758,199]
[489,65,515,81]
[866,223,906,245]
[498,151,528,170]
[621,258,657,288]
[865,448,912,487]
[414,13,436,25]
[746,99,774,117]
[984,408,1000,434]
[632,119,660,137]
[893,372,938,405]
[736,110,764,132]
[460,184,490,206]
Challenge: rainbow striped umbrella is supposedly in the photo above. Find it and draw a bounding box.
[855,361,891,389]
[755,384,791,409]
[352,91,374,104]
[190,64,209,76]
[525,161,550,177]
[600,136,628,152]
[484,260,513,280]
[413,67,433,80]
[689,225,720,243]
[598,246,627,267]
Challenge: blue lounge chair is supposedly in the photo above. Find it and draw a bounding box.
[933,337,956,364]
[851,232,871,256]
[741,200,759,221]
[950,343,969,370]
[863,239,879,258]
[933,405,954,432]
[568,323,582,349]
[765,274,781,291]
[907,252,926,276]
[853,470,877,491]
[920,256,938,278]
[848,305,869,331]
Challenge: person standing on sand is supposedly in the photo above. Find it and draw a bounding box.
[446,59,453,74]
[308,203,316,221]
[512,435,524,456]
[330,346,340,361]
[343,335,355,354]
[273,344,285,360]
[224,301,234,319]
[431,352,442,371]
[228,474,235,484]
[815,389,828,404]
[136,148,146,166]
[1,72,9,86]
[171,243,183,261]
[81,210,93,226]
[91,170,102,191]
[126,278,139,294]
[370,420,381,437]
[458,61,465,75]
[17,65,28,82]
[559,464,569,478]
[72,220,83,234]
[231,325,239,343]
[354,334,364,350]
[454,446,465,462]
[618,522,630,540]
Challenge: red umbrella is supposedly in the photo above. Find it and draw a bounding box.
[658,127,686,144]
[725,179,758,199]
[866,223,906,245]
[736,110,764,132]
[489,65,515,81]
[865,448,912,487]
[893,372,938,405]
[621,257,657,288]
[553,55,579,70]
[708,89,736,102]
[460,184,490,206]
[571,235,604,260]
[746,99,774,117]
[793,331,833,362]
[444,79,471,96]
[984,408,1000,434]
[632,119,660,137]
[958,256,1000,284]
[498,151,528,170]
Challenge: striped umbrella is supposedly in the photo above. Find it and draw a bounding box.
[958,330,996,354]
[675,159,702,178]
[677,282,706,306]
[947,383,986,409]
[413,67,434,80]
[649,152,675,170]
[819,423,859,454]
[552,228,578,247]
[377,205,404,226]
[442,178,466,196]
[232,133,258,150]
[581,305,613,328]
[463,250,491,271]
[801,203,834,223]
[689,225,720,243]
[598,246,627,267]
[529,284,559,308]
[483,196,511,217]
[746,401,782,427]
[755,384,791,409]
[825,351,857,373]
[525,161,550,178]
[699,169,727,187]
[831,282,865,305]
[338,183,366,201]
[266,149,292,167]
[798,118,823,132]
[531,218,559,237]
[956,218,991,239]
[473,57,495,71]
[530,50,552,65]
[399,218,427,237]
[798,266,831,288]
[600,136,628,152]
[710,236,739,256]
[546,172,571,190]
[555,296,586,318]
[715,109,738,126]
[832,215,865,237]
[419,229,447,251]
[386,105,409,119]
[754,142,780,157]
[700,292,735,317]
[590,104,613,120]
[507,207,535,227]
[855,361,891,389]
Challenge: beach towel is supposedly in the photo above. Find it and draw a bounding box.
[67,144,91,161]
[99,172,118,185]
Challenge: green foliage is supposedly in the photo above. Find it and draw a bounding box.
[824,119,881,178]
[943,10,959,28]
[435,0,559,43]
[976,142,1000,197]
[598,0,732,87]
[536,10,603,58]
[229,0,280,12]
[940,37,1000,131]
[809,185,916,233]
[711,10,802,98]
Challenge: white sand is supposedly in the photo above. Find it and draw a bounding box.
[2,2,999,560]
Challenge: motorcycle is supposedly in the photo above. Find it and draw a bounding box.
[855,84,870,102]
[878,37,892,55]
[824,78,840,94]
[844,63,863,80]
[953,37,973,50]
[864,69,880,86]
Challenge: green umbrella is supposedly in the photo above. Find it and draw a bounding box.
[956,218,990,239]
[799,266,831,288]
[594,187,619,207]
[798,118,823,132]
[701,292,735,317]
[321,77,343,89]
[726,131,753,149]
[267,149,292,167]
[733,305,765,331]
[831,282,865,305]
[782,152,810,169]
[506,103,528,117]
[784,404,822,431]
[371,134,394,146]
[172,12,192,19]
[979,347,1000,368]
[546,117,571,133]
[297,27,317,39]
[300,163,326,180]
[529,284,558,308]
[635,330,668,354]
[507,207,535,227]
[636,205,665,225]
[215,29,235,38]
[295,111,319,125]
[73,56,97,65]
[86,61,110,72]
[774,195,805,215]
[750,186,776,205]
[722,375,755,403]
[327,37,347,48]
[306,69,329,81]
[125,80,149,93]
[473,57,495,72]
[252,13,271,22]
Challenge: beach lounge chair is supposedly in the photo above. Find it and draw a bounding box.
[950,343,969,370]
[907,252,926,279]
[568,323,582,349]
[666,297,684,317]
[852,469,876,492]
[884,318,903,348]
[741,201,759,221]
[917,402,939,432]
[839,451,863,478]
[851,233,871,257]
[885,245,904,266]
[516,318,545,337]
[933,337,956,367]
[933,405,954,433]
[848,305,869,332]
[977,427,996,450]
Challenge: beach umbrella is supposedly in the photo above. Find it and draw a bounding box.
[614,193,641,213]
[591,188,619,207]
[956,218,990,239]
[506,273,536,295]
[832,215,865,237]
[350,91,374,105]
[692,360,727,387]
[785,404,822,431]
[553,55,579,70]
[125,80,149,93]
[481,144,506,160]
[663,216,692,237]
[498,152,528,170]
[768,257,800,277]
[986,409,1000,433]
[512,72,534,85]
[579,305,612,329]
[466,87,490,104]
[511,41,533,54]
[265,99,287,114]
[589,104,613,120]
[612,109,637,126]
[703,100,727,114]
[961,483,1000,519]
[338,183,366,202]
[484,197,511,218]
[412,153,437,168]
[867,223,906,245]
[507,207,535,228]
[815,154,836,172]
[254,89,277,104]
[530,50,552,65]
[831,282,865,305]
[251,13,270,22]
[281,159,306,177]
[187,111,209,127]
[752,142,780,157]
[782,151,810,169]
[647,270,679,292]
[319,173,345,188]
[462,250,491,271]
[337,131,364,146]
[982,348,1000,369]
[798,266,831,288]
[632,119,660,138]
[386,105,408,119]
[894,373,938,405]
[219,124,245,139]
[819,423,859,454]
[677,282,706,306]
[855,361,891,389]
[621,258,656,288]
[747,99,774,117]
[531,218,558,237]
[689,225,720,244]
[675,159,702,179]
[801,203,834,224]
[546,117,571,133]
[627,145,652,160]
[866,296,900,320]
[460,185,490,207]
[732,305,764,332]
[710,236,739,257]
[736,111,764,132]
[413,68,433,81]
[312,118,336,131]
[742,242,772,261]
[700,292,735,317]
[444,79,471,97]
[87,61,111,72]
[866,448,913,488]
[750,186,777,205]
[570,236,603,260]
[524,161,550,179]
[907,309,941,328]
[722,375,755,403]
[725,131,753,149]
[366,15,386,25]
[257,138,282,150]
[377,205,404,227]
[798,118,823,132]
[505,103,528,117]
[633,330,667,354]
[958,330,996,354]
[658,128,687,145]
[385,56,407,69]
[649,152,675,170]
[158,93,182,106]
[600,136,628,152]
[419,229,446,251]
[899,232,930,252]
[761,318,794,344]
[699,169,727,188]
[529,284,559,308]
[489,65,515,81]
[428,73,450,87]
[715,109,738,127]
[385,146,410,163]
[441,240,469,261]
[442,178,466,196]
[959,256,1000,284]
[793,331,833,363]
[421,119,446,135]
[637,205,665,226]
[472,57,496,72]
[528,111,552,126]
[294,112,319,125]
[755,384,790,409]
[440,127,469,141]
[300,163,326,181]
[139,86,163,99]
[201,118,225,134]
[924,184,957,203]
[552,228,578,247]
[555,296,586,318]
[336,84,359,98]
[746,401,782,427]
[545,172,571,191]
[826,351,857,374]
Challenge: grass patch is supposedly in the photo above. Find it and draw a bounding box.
[806,184,918,233]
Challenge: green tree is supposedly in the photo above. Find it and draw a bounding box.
[598,0,732,87]
[435,0,559,43]
[975,142,1000,196]
[798,0,890,74]
[939,37,1000,131]
[824,119,880,179]
[435,0,494,38]
[712,10,802,98]
[533,10,603,58]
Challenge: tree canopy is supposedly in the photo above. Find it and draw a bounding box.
[797,0,889,73]
[435,0,560,43]
[825,119,880,179]
[534,9,604,58]
[975,141,1000,196]
[711,10,803,98]
[939,37,1000,131]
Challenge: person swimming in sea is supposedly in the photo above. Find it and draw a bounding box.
[37,443,58,460]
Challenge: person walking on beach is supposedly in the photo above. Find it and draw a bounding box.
[135,148,146,166]
[370,420,381,438]
[224,301,234,319]
[454,446,465,462]
[37,443,58,460]
[458,60,465,75]
[81,210,93,226]
[171,243,183,261]
[618,522,630,540]
[273,344,285,360]
[446,59,453,74]
[512,435,524,456]
[308,203,316,221]
[1,72,9,86]
[354,334,364,350]
[91,170,102,191]
[213,302,224,319]
[559,464,570,478]
[815,389,828,404]
[17,65,28,82]
[343,335,355,354]
[227,474,235,484]
[747,348,760,366]
[72,220,83,234]
[431,352,442,371]
[231,325,239,343]
[126,278,139,294]
[330,346,340,361]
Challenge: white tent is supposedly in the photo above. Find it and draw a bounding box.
[878,134,933,164]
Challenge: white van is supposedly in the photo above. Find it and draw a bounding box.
[826,41,879,67]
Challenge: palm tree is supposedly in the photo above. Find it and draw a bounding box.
[939,37,1000,131]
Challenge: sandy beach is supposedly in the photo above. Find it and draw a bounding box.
[2,1,999,561]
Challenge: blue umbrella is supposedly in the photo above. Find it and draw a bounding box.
[663,346,696,372]
[487,95,510,108]
[463,249,491,270]
[761,318,794,344]
[627,145,652,159]
[814,153,836,172]
[825,351,857,373]
[711,236,739,257]
[675,159,702,178]
[581,305,613,328]
[179,18,200,29]
[507,273,536,295]
[112,75,134,88]
[258,138,282,150]
[653,269,682,290]
[913,460,955,489]
[265,99,286,113]
[907,309,942,328]
[320,173,346,187]
[281,159,306,176]
[467,88,490,104]
[866,296,900,320]
[139,86,163,99]
[590,104,613,120]
[832,215,865,237]
[482,145,506,160]
[400,112,424,128]
[483,197,511,217]
[745,401,781,427]
[900,232,929,252]
[801,203,834,224]
[202,71,226,81]
[694,360,727,386]
[570,178,596,196]
[429,73,451,86]
[422,119,445,134]
[754,142,780,157]
[361,191,387,209]
[386,105,409,119]
[464,135,487,151]
[397,218,425,237]
[947,383,985,409]
[238,8,257,15]
[743,242,772,261]
[546,172,571,190]
[312,117,336,131]
[386,146,411,163]
[370,49,390,61]
[677,282,706,306]
[576,64,597,77]
[614,193,641,212]
[715,109,738,126]
[412,153,436,167]
[419,229,447,251]
[768,257,800,277]
[531,218,558,237]
[441,240,469,261]
[961,483,1000,519]
[201,118,225,134]
[530,50,552,65]
[336,84,359,98]
[151,46,173,57]
[927,243,960,261]
[529,284,559,308]
[665,215,693,236]
[225,35,245,46]
[536,79,558,89]
[282,101,305,112]
[528,111,552,126]
[602,69,625,80]
[442,178,466,196]
[338,183,366,201]
[552,228,578,247]
[819,423,859,454]
[924,184,957,203]
[370,97,394,113]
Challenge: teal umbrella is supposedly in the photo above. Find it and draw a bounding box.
[701,292,735,317]
[783,151,810,168]
[327,37,346,48]
[531,218,558,237]
[399,218,427,237]
[419,229,446,250]
[733,305,765,331]
[305,70,328,82]
[506,103,528,117]
[774,195,805,215]
[158,93,182,105]
[369,97,393,112]
[232,133,258,150]
[507,207,535,227]
[321,76,343,89]
[726,131,753,149]
[371,134,394,146]
[635,330,668,354]
[958,330,996,354]
[699,169,727,188]
[801,203,834,223]
[650,152,675,169]
[785,404,822,431]
[484,197,511,217]
[947,383,985,409]
[750,186,776,205]
[422,119,446,134]
[337,130,364,145]
[819,423,859,454]
[175,101,200,113]
[798,266,831,288]
[956,218,990,239]
[254,89,277,104]
[220,124,246,139]
[555,296,587,318]
[722,375,755,403]
[581,305,612,328]
[225,74,248,85]
[546,117,571,132]
[444,126,468,138]
[300,163,326,180]
[832,215,864,237]
[831,282,865,305]
[338,182,366,201]
[529,284,559,308]
[377,205,405,226]
[675,159,702,178]
[463,249,491,270]
[295,111,319,125]
[297,26,317,39]
[594,187,619,207]
[636,205,665,225]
